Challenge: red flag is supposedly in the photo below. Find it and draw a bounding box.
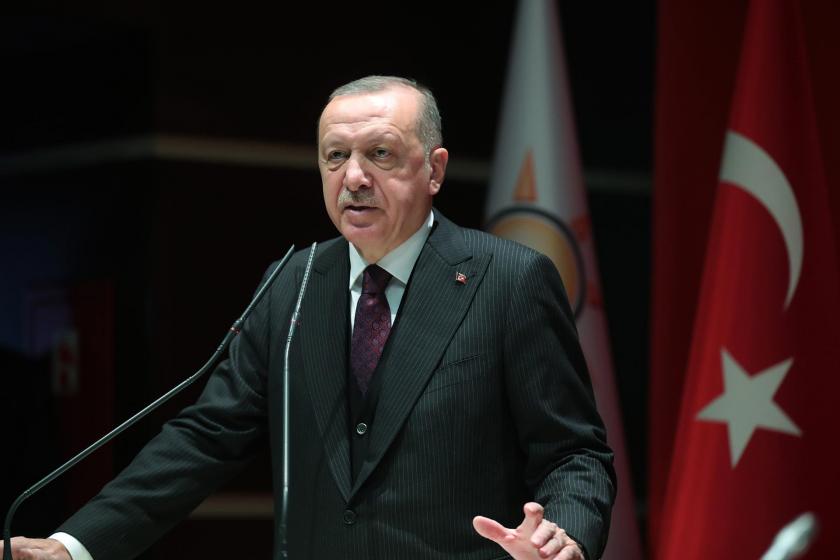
[647,1,746,544]
[656,1,840,558]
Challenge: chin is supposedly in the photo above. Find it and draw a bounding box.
[343,227,390,258]
[342,223,379,243]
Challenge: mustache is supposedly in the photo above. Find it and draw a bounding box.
[338,189,379,208]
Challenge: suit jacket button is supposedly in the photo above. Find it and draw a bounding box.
[343,508,357,525]
[355,422,368,436]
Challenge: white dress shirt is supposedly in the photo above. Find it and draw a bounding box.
[50,210,434,560]
[50,532,93,560]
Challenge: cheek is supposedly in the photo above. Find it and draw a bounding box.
[322,172,342,201]
[395,184,428,212]
[321,176,343,222]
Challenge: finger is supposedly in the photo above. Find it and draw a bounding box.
[539,538,563,558]
[473,515,514,543]
[538,533,567,557]
[530,520,559,546]
[555,543,585,560]
[518,501,544,535]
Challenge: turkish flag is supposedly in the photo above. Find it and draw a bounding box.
[656,1,840,558]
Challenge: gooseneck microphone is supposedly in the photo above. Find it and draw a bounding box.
[279,242,317,559]
[3,244,297,560]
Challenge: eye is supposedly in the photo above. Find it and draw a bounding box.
[327,150,348,162]
[372,147,391,159]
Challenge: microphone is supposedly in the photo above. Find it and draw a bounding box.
[3,244,297,560]
[279,241,317,559]
[761,512,819,560]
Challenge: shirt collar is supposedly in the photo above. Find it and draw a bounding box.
[348,210,434,289]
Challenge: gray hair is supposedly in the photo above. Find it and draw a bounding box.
[324,75,443,157]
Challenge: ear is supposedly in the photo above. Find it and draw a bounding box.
[427,147,449,196]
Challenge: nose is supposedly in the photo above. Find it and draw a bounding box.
[343,155,370,192]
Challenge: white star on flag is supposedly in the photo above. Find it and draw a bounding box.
[697,349,801,467]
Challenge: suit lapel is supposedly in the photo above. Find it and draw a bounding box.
[299,239,353,501]
[349,214,491,498]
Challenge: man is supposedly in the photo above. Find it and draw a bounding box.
[3,76,614,559]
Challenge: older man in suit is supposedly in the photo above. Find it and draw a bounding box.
[2,76,614,560]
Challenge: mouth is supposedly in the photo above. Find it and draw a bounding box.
[343,204,377,213]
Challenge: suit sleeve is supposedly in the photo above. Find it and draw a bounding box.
[503,252,616,559]
[56,263,294,559]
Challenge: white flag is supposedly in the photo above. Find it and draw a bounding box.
[485,2,642,558]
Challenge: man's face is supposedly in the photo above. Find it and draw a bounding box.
[318,86,448,262]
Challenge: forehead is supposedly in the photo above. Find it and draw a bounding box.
[318,87,421,142]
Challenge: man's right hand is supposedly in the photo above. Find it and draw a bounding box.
[0,537,71,560]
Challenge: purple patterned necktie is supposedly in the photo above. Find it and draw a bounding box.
[351,265,393,395]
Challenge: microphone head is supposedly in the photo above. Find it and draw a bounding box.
[761,512,819,560]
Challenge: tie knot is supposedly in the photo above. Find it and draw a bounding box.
[362,265,392,294]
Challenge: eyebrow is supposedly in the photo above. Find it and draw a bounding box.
[322,125,403,143]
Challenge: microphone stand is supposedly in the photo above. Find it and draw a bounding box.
[3,245,296,560]
[279,242,317,558]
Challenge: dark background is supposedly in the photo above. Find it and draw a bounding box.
[1,4,654,557]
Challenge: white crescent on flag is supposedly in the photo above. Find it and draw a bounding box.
[719,130,803,308]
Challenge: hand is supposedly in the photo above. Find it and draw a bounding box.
[473,502,584,560]
[0,537,71,560]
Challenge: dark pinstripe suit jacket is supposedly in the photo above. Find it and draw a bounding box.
[59,211,615,559]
